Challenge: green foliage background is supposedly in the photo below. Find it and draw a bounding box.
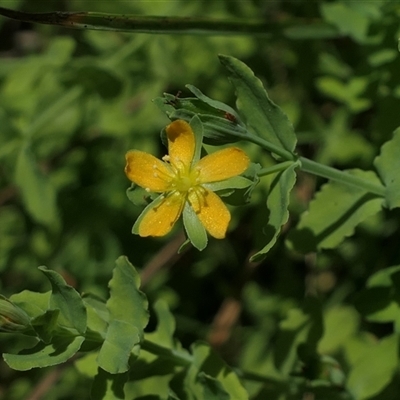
[1,0,400,399]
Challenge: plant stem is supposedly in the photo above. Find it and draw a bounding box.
[236,131,297,161]
[141,339,192,367]
[299,157,386,196]
[258,161,298,177]
[239,132,386,197]
[234,368,288,387]
[141,338,289,387]
[0,7,336,37]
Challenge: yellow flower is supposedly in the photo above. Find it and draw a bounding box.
[125,120,249,239]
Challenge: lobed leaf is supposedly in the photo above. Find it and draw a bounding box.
[185,342,248,400]
[97,256,149,374]
[354,265,400,325]
[146,300,176,348]
[10,290,50,319]
[3,335,85,371]
[39,266,87,335]
[197,373,230,400]
[186,84,242,123]
[287,169,384,253]
[219,55,297,154]
[30,309,60,343]
[156,97,248,145]
[274,299,323,376]
[97,321,140,375]
[83,294,109,337]
[91,368,127,400]
[251,163,297,262]
[347,334,398,399]
[318,306,360,354]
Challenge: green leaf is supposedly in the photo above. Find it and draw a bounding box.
[354,265,400,323]
[317,109,374,166]
[139,301,190,381]
[91,368,127,400]
[347,334,398,399]
[374,127,400,209]
[368,49,397,67]
[187,342,248,400]
[39,267,87,335]
[287,170,384,253]
[218,162,261,206]
[197,372,230,400]
[205,176,253,192]
[3,335,85,371]
[161,102,248,145]
[197,113,248,145]
[15,144,59,228]
[274,298,323,377]
[75,352,99,378]
[320,3,371,42]
[186,84,242,123]
[182,202,208,251]
[31,309,60,343]
[274,306,309,375]
[354,287,397,323]
[97,256,149,374]
[146,299,177,348]
[97,320,141,374]
[316,76,371,112]
[251,163,297,262]
[167,391,181,400]
[126,184,154,207]
[318,307,360,354]
[83,294,109,337]
[219,55,297,154]
[10,291,50,319]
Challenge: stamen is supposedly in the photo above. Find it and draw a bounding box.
[190,185,207,214]
[171,159,186,174]
[150,162,174,183]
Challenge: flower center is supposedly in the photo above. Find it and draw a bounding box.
[170,163,200,193]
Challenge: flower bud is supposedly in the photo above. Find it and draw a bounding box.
[0,295,32,333]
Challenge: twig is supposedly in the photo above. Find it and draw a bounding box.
[208,252,262,348]
[26,363,68,400]
[140,231,186,287]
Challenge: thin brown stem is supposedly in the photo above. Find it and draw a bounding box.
[140,231,186,287]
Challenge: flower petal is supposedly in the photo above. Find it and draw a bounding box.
[188,188,230,239]
[196,147,249,183]
[166,120,195,168]
[125,150,173,192]
[139,192,185,237]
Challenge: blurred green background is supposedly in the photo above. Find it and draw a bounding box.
[1,0,400,399]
